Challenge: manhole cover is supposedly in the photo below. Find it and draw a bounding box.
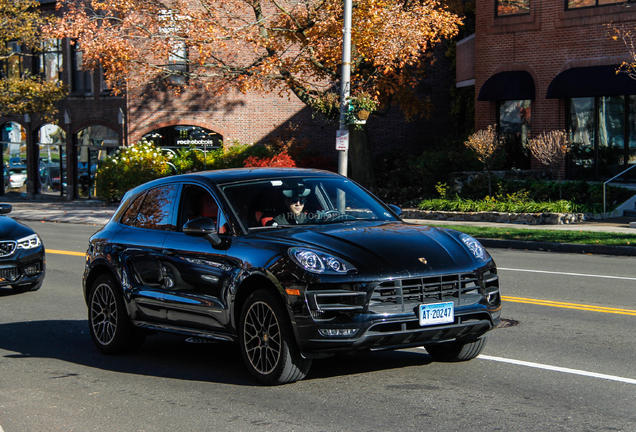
[496,318,519,329]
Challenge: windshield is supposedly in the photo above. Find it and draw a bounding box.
[221,176,398,230]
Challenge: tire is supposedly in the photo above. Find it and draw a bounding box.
[424,335,489,362]
[239,290,312,385]
[88,273,145,354]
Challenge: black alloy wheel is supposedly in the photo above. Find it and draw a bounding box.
[239,290,312,385]
[88,273,144,354]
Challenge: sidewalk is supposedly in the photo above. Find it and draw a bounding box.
[1,194,117,226]
[2,193,636,255]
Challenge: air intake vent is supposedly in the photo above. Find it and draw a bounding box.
[0,266,20,282]
[369,272,492,314]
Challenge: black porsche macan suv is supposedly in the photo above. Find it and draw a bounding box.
[83,168,501,384]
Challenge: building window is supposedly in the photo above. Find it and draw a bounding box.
[567,0,630,9]
[498,100,531,169]
[496,0,530,16]
[1,42,25,79]
[568,96,636,180]
[167,41,187,85]
[71,42,92,94]
[37,39,63,83]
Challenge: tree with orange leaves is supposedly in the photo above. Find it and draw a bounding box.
[0,0,67,120]
[46,0,461,186]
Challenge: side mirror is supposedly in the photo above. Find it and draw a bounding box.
[0,203,12,215]
[387,204,402,217]
[183,217,222,246]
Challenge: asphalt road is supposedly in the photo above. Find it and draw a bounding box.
[1,222,635,432]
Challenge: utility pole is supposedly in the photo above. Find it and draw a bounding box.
[337,0,352,177]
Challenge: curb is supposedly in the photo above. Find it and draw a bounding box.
[478,238,636,257]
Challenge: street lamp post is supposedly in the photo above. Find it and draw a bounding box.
[337,0,353,178]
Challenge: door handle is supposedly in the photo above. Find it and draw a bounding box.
[162,249,177,256]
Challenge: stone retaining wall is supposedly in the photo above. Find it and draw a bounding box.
[401,209,586,225]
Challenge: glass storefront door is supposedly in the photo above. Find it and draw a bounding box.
[76,126,120,198]
[38,124,67,196]
[498,100,532,170]
[1,122,27,194]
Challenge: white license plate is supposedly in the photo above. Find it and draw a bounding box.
[418,302,454,326]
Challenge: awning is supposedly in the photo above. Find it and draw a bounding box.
[477,71,535,101]
[546,65,636,99]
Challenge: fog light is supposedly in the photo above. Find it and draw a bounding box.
[24,263,41,276]
[318,328,359,337]
[486,289,500,305]
[491,309,501,320]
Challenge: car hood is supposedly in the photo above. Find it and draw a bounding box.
[0,215,36,240]
[252,222,488,278]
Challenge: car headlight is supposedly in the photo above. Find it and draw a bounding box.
[17,234,41,250]
[460,233,488,262]
[289,248,356,274]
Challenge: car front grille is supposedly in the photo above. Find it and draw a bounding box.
[368,270,497,314]
[0,266,20,282]
[0,241,16,257]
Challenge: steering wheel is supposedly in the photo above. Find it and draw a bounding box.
[319,210,355,222]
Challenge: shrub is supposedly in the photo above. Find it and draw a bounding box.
[95,140,173,203]
[418,196,577,213]
[419,178,635,214]
[170,141,272,172]
[244,151,296,167]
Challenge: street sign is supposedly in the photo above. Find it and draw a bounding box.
[336,129,349,151]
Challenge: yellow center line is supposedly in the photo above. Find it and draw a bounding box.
[47,249,86,257]
[503,295,636,316]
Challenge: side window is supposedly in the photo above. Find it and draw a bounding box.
[179,185,230,234]
[496,0,529,16]
[120,193,145,227]
[135,185,178,231]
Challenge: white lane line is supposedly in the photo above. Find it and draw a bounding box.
[498,268,636,281]
[479,355,636,385]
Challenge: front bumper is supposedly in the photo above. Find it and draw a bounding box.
[290,266,501,357]
[0,246,46,290]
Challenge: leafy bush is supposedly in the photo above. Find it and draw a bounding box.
[96,140,173,203]
[417,178,635,214]
[374,141,481,206]
[454,178,634,214]
[418,196,577,213]
[244,151,296,167]
[171,141,271,172]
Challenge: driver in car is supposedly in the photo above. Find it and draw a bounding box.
[269,182,311,226]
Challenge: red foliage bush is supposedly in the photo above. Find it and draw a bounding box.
[243,151,297,168]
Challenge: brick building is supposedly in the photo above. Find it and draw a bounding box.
[457,0,636,180]
[1,0,457,201]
